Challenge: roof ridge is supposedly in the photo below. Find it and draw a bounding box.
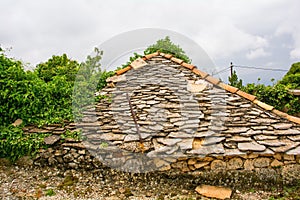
[113,51,300,125]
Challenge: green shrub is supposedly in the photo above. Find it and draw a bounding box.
[144,36,191,63]
[0,125,49,162]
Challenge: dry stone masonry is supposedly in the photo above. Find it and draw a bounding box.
[25,52,300,174]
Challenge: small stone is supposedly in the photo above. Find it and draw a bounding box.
[12,118,23,127]
[271,159,283,167]
[227,136,252,142]
[149,124,163,131]
[190,143,225,155]
[272,123,293,130]
[240,129,261,136]
[238,141,266,152]
[195,185,232,200]
[271,142,300,153]
[194,162,210,169]
[197,156,214,162]
[99,133,126,141]
[273,153,282,160]
[286,145,300,155]
[210,160,226,170]
[244,159,254,170]
[265,129,300,135]
[252,126,268,130]
[288,135,300,142]
[192,138,204,149]
[225,127,249,134]
[253,157,271,168]
[177,138,194,150]
[203,136,226,145]
[146,100,159,105]
[153,158,170,168]
[254,135,278,140]
[124,134,140,142]
[227,157,243,170]
[257,140,286,147]
[157,138,181,146]
[44,135,61,145]
[283,154,295,161]
[187,158,197,165]
[224,148,246,156]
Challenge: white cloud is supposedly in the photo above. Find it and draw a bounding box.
[246,48,271,60]
[0,0,299,72]
[290,48,300,59]
[194,17,269,60]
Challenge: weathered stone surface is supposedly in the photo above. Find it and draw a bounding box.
[225,127,249,134]
[244,159,254,170]
[257,140,286,147]
[283,154,294,161]
[189,143,225,155]
[168,131,194,138]
[224,148,246,156]
[240,129,261,136]
[264,129,300,135]
[254,135,278,140]
[153,158,170,168]
[203,136,226,145]
[157,138,181,146]
[177,138,193,150]
[227,157,243,170]
[286,145,300,155]
[62,142,85,149]
[272,123,293,130]
[124,134,140,142]
[131,58,147,69]
[270,142,300,153]
[238,141,266,152]
[226,136,252,142]
[44,135,61,145]
[195,185,232,199]
[106,74,126,83]
[271,159,283,167]
[253,157,271,168]
[288,135,300,142]
[187,82,207,93]
[99,133,126,141]
[210,160,226,170]
[194,162,210,169]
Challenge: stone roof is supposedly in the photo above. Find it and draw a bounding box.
[82,52,300,171]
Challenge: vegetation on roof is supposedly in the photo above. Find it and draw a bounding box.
[144,36,191,64]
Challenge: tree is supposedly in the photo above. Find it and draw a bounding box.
[280,62,300,89]
[35,54,79,83]
[144,36,191,63]
[228,70,243,88]
[228,66,300,115]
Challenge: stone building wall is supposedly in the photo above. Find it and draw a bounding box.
[16,53,300,175]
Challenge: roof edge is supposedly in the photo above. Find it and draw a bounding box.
[112,51,300,125]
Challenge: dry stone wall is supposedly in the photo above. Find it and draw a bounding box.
[24,55,300,174]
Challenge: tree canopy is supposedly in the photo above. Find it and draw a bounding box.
[144,36,191,63]
[280,62,300,89]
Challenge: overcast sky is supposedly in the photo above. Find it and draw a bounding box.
[1,0,300,84]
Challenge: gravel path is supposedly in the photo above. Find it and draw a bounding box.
[0,164,288,199]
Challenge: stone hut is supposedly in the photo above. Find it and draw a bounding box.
[78,51,300,173]
[31,52,300,174]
